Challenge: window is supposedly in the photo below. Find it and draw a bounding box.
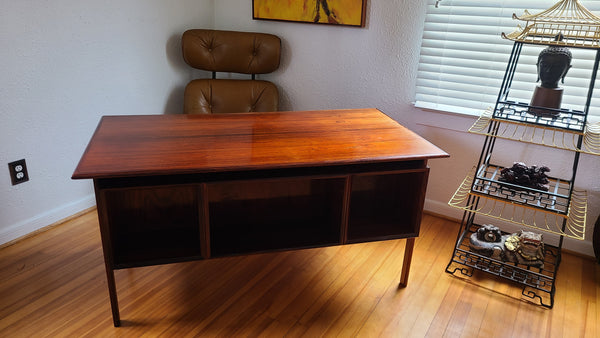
[415,0,600,116]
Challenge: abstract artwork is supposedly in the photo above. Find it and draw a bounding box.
[253,0,367,27]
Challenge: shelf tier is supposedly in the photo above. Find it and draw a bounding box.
[448,167,587,240]
[473,164,572,214]
[492,101,587,132]
[446,222,560,308]
[470,110,600,155]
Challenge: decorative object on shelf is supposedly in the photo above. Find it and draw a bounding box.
[469,224,546,268]
[529,34,572,117]
[504,230,546,268]
[499,162,551,191]
[252,0,367,27]
[469,224,506,260]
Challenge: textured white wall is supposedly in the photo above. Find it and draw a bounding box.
[0,0,214,244]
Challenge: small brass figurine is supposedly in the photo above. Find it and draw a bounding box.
[529,34,572,117]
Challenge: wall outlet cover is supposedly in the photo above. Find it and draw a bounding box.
[8,159,29,185]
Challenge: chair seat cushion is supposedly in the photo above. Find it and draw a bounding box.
[184,79,279,114]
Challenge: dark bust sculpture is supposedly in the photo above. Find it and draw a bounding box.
[529,34,572,117]
[537,40,572,89]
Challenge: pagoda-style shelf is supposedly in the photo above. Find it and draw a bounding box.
[469,110,600,155]
[446,222,560,308]
[493,101,587,132]
[448,167,587,240]
[447,0,598,309]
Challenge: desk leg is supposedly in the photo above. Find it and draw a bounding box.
[94,185,121,327]
[399,238,415,288]
[105,267,121,327]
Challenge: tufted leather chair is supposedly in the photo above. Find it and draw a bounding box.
[181,29,281,114]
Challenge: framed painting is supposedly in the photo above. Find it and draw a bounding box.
[253,0,367,27]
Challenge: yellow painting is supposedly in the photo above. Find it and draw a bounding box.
[253,0,366,27]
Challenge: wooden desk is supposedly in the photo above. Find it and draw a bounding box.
[72,108,448,326]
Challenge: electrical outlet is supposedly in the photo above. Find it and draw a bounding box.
[8,159,29,185]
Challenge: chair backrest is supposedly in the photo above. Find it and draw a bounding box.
[181,29,281,114]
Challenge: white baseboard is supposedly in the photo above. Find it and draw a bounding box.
[424,198,463,221]
[0,194,96,246]
[423,198,595,258]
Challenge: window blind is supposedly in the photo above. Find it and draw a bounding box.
[416,0,600,116]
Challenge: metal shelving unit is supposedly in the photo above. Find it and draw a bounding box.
[445,0,600,308]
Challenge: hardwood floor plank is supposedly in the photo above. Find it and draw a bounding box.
[254,246,349,336]
[309,240,404,337]
[452,282,492,338]
[424,279,472,338]
[562,253,585,337]
[284,242,382,336]
[324,240,405,337]
[0,211,599,337]
[201,253,309,335]
[591,262,600,337]
[357,216,461,337]
[510,297,549,337]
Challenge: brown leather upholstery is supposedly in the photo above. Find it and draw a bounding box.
[182,29,281,114]
[184,79,278,115]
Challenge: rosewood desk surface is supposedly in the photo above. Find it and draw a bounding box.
[72,108,448,180]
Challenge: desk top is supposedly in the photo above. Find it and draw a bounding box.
[72,108,448,179]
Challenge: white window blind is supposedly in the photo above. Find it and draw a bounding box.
[416,0,600,116]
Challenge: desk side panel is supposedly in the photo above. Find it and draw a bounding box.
[347,167,430,243]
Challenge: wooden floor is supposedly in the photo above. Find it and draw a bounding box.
[1,211,599,337]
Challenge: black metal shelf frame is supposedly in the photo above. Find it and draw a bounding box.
[446,40,598,308]
[494,100,587,132]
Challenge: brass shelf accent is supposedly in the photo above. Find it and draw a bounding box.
[469,110,600,156]
[448,167,587,240]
